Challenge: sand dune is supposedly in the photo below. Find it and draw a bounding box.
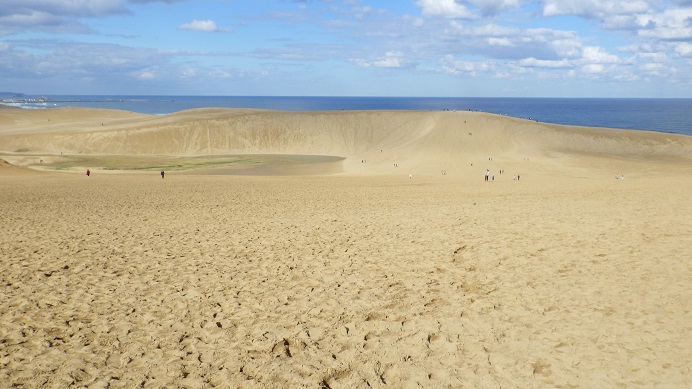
[1,107,690,176]
[1,107,691,388]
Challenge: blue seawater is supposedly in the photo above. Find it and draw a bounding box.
[3,96,691,136]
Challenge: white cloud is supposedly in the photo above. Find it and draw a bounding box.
[0,11,59,27]
[374,52,405,67]
[415,0,523,18]
[354,51,407,68]
[0,0,128,34]
[0,40,173,81]
[637,8,692,40]
[638,62,670,77]
[581,63,605,74]
[581,46,620,64]
[518,57,571,68]
[541,0,652,19]
[208,69,233,79]
[487,37,513,46]
[0,0,128,19]
[441,55,496,74]
[350,6,373,20]
[467,0,524,16]
[136,70,156,80]
[540,0,692,46]
[640,62,666,71]
[411,16,425,27]
[513,45,622,76]
[637,51,668,62]
[469,22,515,36]
[179,20,228,32]
[675,42,692,56]
[180,68,198,78]
[443,22,583,61]
[503,42,632,81]
[416,0,478,19]
[545,34,583,58]
[540,0,667,33]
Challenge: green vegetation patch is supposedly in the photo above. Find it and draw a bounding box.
[19,154,269,172]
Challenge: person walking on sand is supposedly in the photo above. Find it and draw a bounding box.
[86,169,90,177]
[161,170,165,179]
[485,169,490,182]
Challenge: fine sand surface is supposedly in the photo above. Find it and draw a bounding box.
[1,107,691,388]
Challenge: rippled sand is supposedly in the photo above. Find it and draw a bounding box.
[1,107,691,387]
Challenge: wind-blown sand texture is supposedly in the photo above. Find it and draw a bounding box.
[1,107,691,388]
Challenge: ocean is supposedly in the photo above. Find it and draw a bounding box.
[2,95,691,136]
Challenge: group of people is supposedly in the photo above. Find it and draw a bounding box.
[485,168,519,182]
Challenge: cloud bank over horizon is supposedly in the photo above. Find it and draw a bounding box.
[1,0,690,97]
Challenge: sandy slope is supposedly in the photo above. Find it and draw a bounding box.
[1,107,691,388]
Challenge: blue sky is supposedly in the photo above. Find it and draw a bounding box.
[1,0,691,97]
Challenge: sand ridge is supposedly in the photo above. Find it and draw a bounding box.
[1,107,690,177]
